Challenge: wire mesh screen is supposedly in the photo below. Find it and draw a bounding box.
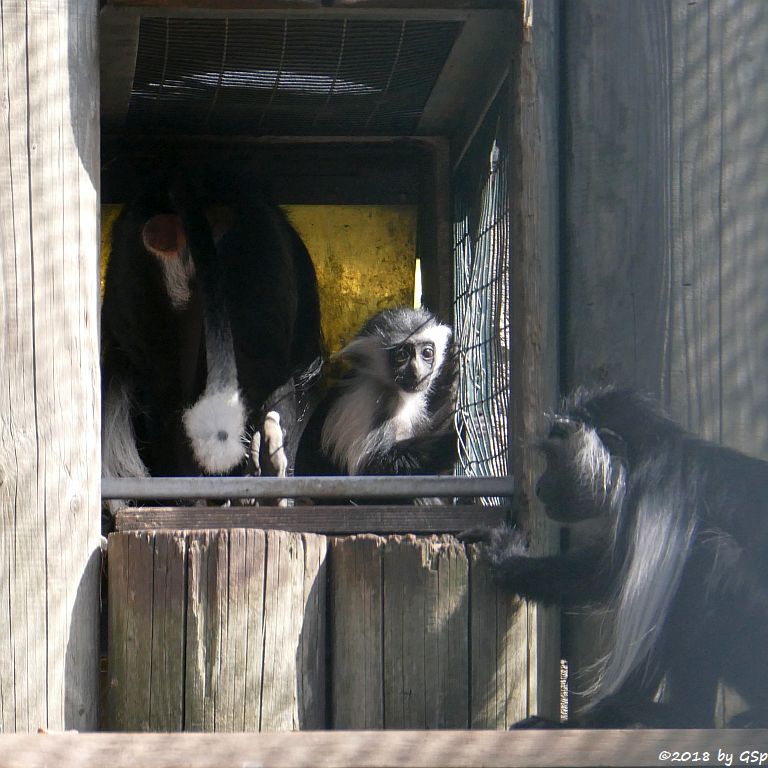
[453,97,511,486]
[126,17,462,136]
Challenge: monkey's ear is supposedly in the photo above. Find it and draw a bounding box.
[596,427,626,458]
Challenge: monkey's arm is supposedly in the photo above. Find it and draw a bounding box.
[463,526,607,606]
[489,548,608,606]
[358,430,457,476]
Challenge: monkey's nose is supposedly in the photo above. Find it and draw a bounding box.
[217,430,229,442]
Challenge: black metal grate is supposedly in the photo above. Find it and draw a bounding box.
[127,17,462,136]
[452,93,510,491]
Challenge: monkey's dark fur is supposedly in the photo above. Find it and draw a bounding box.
[294,307,458,497]
[101,168,323,485]
[474,387,768,728]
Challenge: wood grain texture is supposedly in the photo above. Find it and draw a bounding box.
[468,544,528,728]
[0,0,100,732]
[507,0,562,721]
[562,0,768,722]
[115,505,509,534]
[382,536,469,729]
[330,536,385,729]
[3,730,764,767]
[329,536,516,729]
[563,0,768,457]
[108,531,327,731]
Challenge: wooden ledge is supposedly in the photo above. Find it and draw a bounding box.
[15,730,767,767]
[114,504,508,534]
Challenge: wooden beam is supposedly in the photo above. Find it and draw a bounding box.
[104,0,510,14]
[417,10,514,158]
[114,505,509,534]
[99,7,140,133]
[0,0,101,731]
[14,730,767,767]
[507,0,562,721]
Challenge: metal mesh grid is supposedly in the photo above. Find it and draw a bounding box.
[452,104,510,485]
[127,17,462,136]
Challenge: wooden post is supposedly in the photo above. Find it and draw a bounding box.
[108,530,327,731]
[508,0,562,721]
[330,535,527,729]
[0,0,100,731]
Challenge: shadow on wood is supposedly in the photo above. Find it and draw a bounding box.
[106,529,528,731]
[107,530,326,731]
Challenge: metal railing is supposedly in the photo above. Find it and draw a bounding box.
[102,475,515,501]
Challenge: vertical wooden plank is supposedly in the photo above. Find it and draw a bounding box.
[0,0,100,732]
[221,529,248,732]
[185,531,218,732]
[468,544,528,729]
[508,0,562,722]
[107,532,154,730]
[382,535,469,729]
[260,530,327,731]
[329,535,385,729]
[297,533,327,730]
[425,537,469,728]
[563,1,674,397]
[242,530,267,732]
[106,534,129,731]
[149,533,186,731]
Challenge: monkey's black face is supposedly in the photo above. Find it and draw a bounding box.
[389,341,435,393]
[536,418,623,524]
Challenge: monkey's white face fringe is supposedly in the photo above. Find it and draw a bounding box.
[183,388,247,473]
[574,426,626,512]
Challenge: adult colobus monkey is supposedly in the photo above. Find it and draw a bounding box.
[294,307,458,496]
[101,169,323,496]
[467,387,768,728]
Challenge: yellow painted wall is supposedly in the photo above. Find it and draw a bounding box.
[101,204,417,354]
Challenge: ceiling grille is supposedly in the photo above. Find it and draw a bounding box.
[126,17,463,136]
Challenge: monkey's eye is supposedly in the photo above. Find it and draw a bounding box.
[394,347,410,365]
[421,344,435,362]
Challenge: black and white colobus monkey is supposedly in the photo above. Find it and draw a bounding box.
[294,307,458,493]
[101,169,323,497]
[468,387,768,728]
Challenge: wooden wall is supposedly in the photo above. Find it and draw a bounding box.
[561,0,768,716]
[563,0,768,454]
[107,530,527,731]
[0,0,101,731]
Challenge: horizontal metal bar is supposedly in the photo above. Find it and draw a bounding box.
[102,475,515,500]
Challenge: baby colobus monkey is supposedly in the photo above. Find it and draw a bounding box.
[294,307,458,495]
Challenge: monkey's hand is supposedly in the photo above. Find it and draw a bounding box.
[458,523,527,549]
[462,525,605,606]
[359,430,457,475]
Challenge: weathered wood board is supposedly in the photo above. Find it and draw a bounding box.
[108,530,327,731]
[562,0,768,722]
[507,0,562,723]
[563,0,768,456]
[0,0,101,732]
[330,535,526,729]
[0,729,761,768]
[109,531,528,731]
